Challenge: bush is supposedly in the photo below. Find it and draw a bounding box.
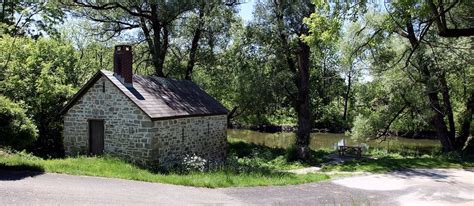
[181,154,208,173]
[0,96,38,150]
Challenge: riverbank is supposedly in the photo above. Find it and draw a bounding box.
[230,123,337,133]
[228,129,473,173]
[228,129,441,153]
[229,124,439,139]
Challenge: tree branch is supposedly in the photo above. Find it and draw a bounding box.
[72,1,152,19]
[426,0,474,37]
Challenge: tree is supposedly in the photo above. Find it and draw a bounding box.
[345,1,473,153]
[304,1,367,133]
[0,95,38,150]
[338,22,366,122]
[195,22,294,126]
[69,0,238,79]
[384,1,473,153]
[246,0,317,159]
[0,35,77,157]
[426,0,474,37]
[0,2,64,37]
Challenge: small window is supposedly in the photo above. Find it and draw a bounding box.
[102,82,105,92]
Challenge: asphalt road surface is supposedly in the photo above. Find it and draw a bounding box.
[0,168,473,205]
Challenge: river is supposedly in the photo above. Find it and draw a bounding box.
[228,129,441,153]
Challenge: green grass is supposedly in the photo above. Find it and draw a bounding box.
[227,137,329,170]
[322,150,474,173]
[3,138,470,187]
[0,140,330,188]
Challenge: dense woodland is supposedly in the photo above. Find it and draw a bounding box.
[0,0,472,159]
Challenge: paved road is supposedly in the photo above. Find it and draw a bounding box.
[0,169,473,205]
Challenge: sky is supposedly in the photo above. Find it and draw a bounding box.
[237,0,256,23]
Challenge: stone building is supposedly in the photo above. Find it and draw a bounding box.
[61,45,228,165]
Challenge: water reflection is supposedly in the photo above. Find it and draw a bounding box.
[228,129,441,152]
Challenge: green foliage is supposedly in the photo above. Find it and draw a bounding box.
[195,0,351,129]
[0,35,80,157]
[194,20,295,126]
[350,73,432,142]
[265,108,297,125]
[0,96,38,150]
[0,0,472,157]
[228,138,305,170]
[0,2,65,37]
[313,100,349,132]
[303,9,340,46]
[344,6,473,149]
[351,114,378,142]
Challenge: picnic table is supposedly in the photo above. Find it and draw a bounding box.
[338,145,362,158]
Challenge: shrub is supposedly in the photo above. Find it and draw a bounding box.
[181,154,208,173]
[0,95,38,150]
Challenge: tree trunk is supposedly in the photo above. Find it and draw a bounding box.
[151,44,165,77]
[158,26,169,76]
[227,106,238,128]
[422,68,454,152]
[462,137,474,157]
[406,21,455,152]
[295,39,312,160]
[185,8,204,80]
[343,69,352,120]
[273,0,313,160]
[458,89,474,152]
[150,4,166,77]
[439,71,456,144]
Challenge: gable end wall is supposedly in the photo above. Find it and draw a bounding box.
[63,76,153,163]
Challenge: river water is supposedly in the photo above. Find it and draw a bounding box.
[228,129,441,153]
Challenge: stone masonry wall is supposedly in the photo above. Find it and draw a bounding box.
[63,77,153,163]
[64,76,227,166]
[151,115,227,165]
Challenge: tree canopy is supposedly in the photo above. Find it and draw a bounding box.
[0,0,472,157]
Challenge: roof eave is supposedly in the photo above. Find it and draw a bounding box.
[150,112,228,121]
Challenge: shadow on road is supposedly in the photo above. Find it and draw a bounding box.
[0,165,44,181]
[391,168,450,180]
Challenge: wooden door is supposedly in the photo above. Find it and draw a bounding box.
[89,120,104,155]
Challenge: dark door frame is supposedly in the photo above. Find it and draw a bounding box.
[88,119,105,155]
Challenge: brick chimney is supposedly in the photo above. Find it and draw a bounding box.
[114,45,133,87]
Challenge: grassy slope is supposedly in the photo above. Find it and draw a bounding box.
[0,154,329,188]
[0,141,330,188]
[2,139,472,187]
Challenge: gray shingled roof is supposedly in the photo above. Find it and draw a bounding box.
[61,70,228,120]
